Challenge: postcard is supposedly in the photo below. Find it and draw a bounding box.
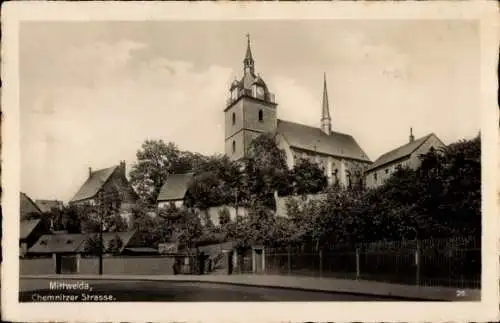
[2,1,499,322]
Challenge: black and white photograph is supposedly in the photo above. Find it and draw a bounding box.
[2,1,499,322]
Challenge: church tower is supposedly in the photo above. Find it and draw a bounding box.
[321,73,332,135]
[224,34,278,160]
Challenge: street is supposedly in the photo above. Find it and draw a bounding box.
[19,278,417,302]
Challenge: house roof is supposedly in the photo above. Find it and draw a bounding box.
[70,166,118,203]
[157,173,195,202]
[276,119,371,163]
[366,133,435,172]
[35,200,63,213]
[20,219,42,240]
[28,231,137,254]
[28,233,88,253]
[20,192,43,218]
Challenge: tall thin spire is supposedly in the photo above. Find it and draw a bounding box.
[243,33,255,75]
[321,73,332,135]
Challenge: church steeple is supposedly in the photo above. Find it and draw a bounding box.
[321,73,332,135]
[243,33,255,75]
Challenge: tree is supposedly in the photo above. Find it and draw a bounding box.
[130,202,168,248]
[129,140,207,204]
[289,158,328,195]
[243,133,291,208]
[185,154,244,209]
[84,233,104,256]
[80,186,128,234]
[107,234,124,255]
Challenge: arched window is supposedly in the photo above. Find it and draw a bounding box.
[258,109,263,122]
[232,140,236,153]
[232,112,236,125]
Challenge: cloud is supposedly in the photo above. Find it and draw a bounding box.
[22,41,233,201]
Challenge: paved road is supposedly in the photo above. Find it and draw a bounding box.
[20,278,414,302]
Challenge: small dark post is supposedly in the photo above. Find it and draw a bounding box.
[98,192,103,276]
[287,245,291,275]
[319,248,323,278]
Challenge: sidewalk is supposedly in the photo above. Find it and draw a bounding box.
[20,273,480,301]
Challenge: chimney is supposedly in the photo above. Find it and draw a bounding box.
[120,160,126,175]
[88,167,92,178]
[409,127,415,143]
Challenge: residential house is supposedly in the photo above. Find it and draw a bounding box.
[364,129,446,188]
[157,172,195,209]
[35,199,64,214]
[20,218,50,257]
[27,230,142,273]
[20,192,43,219]
[224,35,372,187]
[69,161,138,221]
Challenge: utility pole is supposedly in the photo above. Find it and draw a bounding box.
[98,191,103,276]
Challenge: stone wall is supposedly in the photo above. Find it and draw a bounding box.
[20,256,176,276]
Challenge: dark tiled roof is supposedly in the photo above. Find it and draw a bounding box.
[157,173,195,202]
[35,200,63,213]
[276,119,371,162]
[365,134,436,172]
[28,231,137,254]
[29,233,88,253]
[123,247,158,254]
[20,192,43,218]
[20,219,42,240]
[70,166,117,203]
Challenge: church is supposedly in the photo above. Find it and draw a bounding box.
[224,36,372,187]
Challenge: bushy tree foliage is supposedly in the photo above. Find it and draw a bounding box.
[283,135,481,247]
[242,133,291,208]
[289,158,328,195]
[129,140,208,204]
[80,186,128,234]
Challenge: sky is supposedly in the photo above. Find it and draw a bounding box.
[20,20,480,202]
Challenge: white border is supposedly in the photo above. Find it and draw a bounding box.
[2,1,499,322]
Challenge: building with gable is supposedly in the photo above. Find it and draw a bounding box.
[69,161,138,218]
[224,35,371,187]
[35,199,64,214]
[20,192,43,219]
[157,172,195,209]
[364,129,446,188]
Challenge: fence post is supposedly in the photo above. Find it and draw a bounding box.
[415,240,421,286]
[319,248,323,278]
[356,247,360,280]
[287,246,291,275]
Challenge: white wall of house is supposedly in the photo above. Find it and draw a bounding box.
[157,200,184,209]
[365,157,411,188]
[408,134,445,169]
[364,134,445,189]
[196,205,248,227]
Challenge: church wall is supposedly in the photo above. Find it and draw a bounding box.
[275,134,294,169]
[224,100,244,141]
[242,99,277,134]
[287,147,369,188]
[224,131,245,161]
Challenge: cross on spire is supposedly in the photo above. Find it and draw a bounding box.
[243,33,255,74]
